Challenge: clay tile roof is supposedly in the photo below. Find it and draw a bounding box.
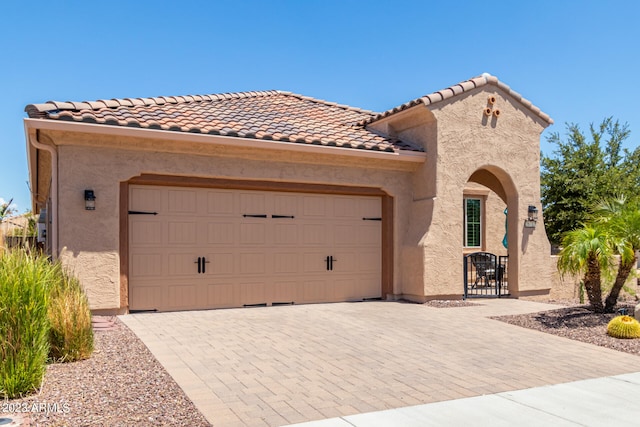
[24,74,549,153]
[25,90,422,153]
[362,73,553,126]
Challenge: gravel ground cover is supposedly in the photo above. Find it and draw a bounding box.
[494,303,640,356]
[4,300,640,426]
[3,318,211,427]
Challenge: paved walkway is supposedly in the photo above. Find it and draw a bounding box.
[119,300,640,426]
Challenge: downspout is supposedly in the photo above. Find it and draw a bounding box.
[25,124,58,259]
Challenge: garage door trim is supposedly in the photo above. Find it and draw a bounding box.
[119,174,393,310]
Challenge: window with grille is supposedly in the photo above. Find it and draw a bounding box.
[464,198,481,248]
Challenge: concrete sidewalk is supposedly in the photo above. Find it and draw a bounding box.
[290,372,640,426]
[120,300,640,426]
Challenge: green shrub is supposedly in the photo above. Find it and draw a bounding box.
[48,267,94,362]
[607,315,640,339]
[0,249,53,398]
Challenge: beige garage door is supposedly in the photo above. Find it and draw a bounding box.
[128,185,382,311]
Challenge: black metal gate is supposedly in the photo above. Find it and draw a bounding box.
[463,252,509,298]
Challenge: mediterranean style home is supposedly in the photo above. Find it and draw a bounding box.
[24,73,553,314]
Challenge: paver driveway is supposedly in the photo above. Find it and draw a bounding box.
[120,300,640,426]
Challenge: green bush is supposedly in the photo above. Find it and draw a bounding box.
[0,249,94,398]
[48,267,94,362]
[0,249,53,398]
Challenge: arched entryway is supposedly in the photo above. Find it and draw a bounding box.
[463,166,519,298]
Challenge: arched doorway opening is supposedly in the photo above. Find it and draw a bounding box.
[463,167,519,297]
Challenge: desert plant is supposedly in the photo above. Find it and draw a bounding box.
[607,315,640,339]
[0,249,53,398]
[557,224,613,312]
[593,195,640,312]
[48,267,94,362]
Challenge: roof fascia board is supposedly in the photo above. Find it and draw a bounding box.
[23,118,426,163]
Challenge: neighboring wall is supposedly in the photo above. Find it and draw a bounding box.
[548,255,640,302]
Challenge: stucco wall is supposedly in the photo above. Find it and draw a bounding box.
[548,255,640,302]
[54,140,416,310]
[387,87,552,300]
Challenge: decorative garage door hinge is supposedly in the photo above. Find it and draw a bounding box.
[243,214,268,218]
[128,210,158,215]
[362,217,382,221]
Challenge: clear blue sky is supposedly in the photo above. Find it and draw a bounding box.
[1,0,638,213]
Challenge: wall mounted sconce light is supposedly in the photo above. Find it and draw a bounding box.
[84,189,96,210]
[524,205,538,228]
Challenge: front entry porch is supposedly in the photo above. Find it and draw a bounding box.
[464,252,509,298]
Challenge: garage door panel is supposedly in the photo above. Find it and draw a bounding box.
[302,252,328,273]
[274,223,298,245]
[358,224,381,245]
[302,196,327,217]
[207,222,235,245]
[207,191,235,215]
[131,253,164,278]
[206,252,234,275]
[360,276,382,297]
[334,224,357,246]
[241,282,267,305]
[167,284,198,309]
[207,283,236,307]
[129,185,382,311]
[240,223,266,245]
[240,192,266,215]
[272,281,298,303]
[274,252,300,274]
[167,253,198,276]
[302,279,328,302]
[303,224,328,245]
[168,189,198,214]
[130,187,162,211]
[168,221,198,245]
[239,253,266,274]
[130,284,165,311]
[358,251,382,273]
[332,251,357,274]
[273,194,298,216]
[360,198,381,216]
[130,220,162,246]
[333,197,358,218]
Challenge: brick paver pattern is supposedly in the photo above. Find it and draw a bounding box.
[120,300,640,426]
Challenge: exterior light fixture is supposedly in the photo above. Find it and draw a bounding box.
[84,189,96,210]
[524,205,538,228]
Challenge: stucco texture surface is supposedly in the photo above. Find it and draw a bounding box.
[41,82,553,311]
[386,87,551,299]
[54,140,414,310]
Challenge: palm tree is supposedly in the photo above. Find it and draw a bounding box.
[0,198,15,222]
[557,224,613,313]
[593,196,640,312]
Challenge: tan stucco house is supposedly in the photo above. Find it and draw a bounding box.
[24,73,553,314]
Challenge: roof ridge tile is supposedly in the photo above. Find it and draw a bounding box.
[361,73,553,125]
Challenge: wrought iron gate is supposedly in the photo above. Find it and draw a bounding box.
[463,252,509,298]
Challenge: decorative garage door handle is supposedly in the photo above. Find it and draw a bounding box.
[194,257,210,274]
[243,214,267,218]
[325,255,337,271]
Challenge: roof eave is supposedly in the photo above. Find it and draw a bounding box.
[23,118,426,164]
